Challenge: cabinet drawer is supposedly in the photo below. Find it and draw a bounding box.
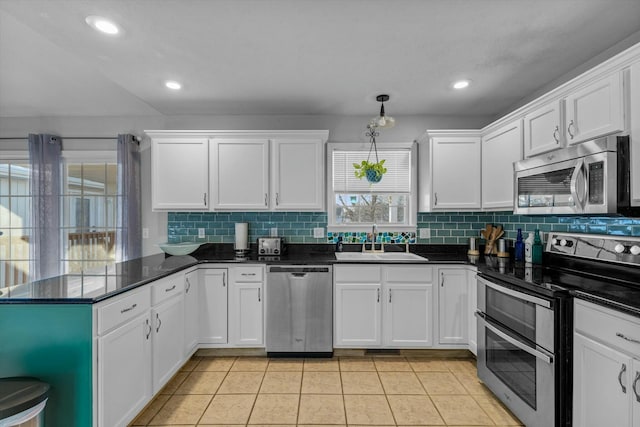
[234,266,264,282]
[97,287,151,335]
[335,265,381,283]
[383,266,432,283]
[575,299,640,355]
[152,274,185,306]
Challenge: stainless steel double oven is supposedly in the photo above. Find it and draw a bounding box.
[476,273,571,427]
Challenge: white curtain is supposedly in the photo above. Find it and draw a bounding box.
[116,134,142,261]
[28,133,62,280]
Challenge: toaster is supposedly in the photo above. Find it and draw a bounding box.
[257,237,284,255]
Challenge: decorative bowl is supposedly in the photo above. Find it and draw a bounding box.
[158,242,201,256]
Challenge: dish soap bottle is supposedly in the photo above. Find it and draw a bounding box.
[524,232,534,264]
[514,228,524,261]
[532,229,543,264]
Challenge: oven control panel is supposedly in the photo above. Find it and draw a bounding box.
[547,232,640,265]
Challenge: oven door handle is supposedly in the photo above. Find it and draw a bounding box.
[478,276,551,308]
[476,311,554,364]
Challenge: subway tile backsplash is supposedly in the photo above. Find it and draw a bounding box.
[168,211,640,245]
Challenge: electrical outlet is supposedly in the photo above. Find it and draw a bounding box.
[198,228,205,238]
[419,228,431,239]
[313,227,325,238]
[142,228,149,239]
[270,227,278,237]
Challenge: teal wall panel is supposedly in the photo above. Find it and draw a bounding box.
[0,304,92,427]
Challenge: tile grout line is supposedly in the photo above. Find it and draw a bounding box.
[192,356,235,426]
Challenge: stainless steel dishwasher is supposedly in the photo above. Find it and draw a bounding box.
[266,265,333,357]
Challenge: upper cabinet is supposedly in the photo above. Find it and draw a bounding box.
[481,120,523,210]
[150,136,209,211]
[146,130,328,212]
[428,131,481,210]
[523,100,565,157]
[629,61,640,207]
[565,72,624,145]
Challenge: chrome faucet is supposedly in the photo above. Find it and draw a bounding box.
[371,224,377,245]
[363,224,383,252]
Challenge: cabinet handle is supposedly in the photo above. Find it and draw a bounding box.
[616,332,640,345]
[145,318,151,340]
[120,303,137,314]
[203,193,207,206]
[389,290,392,303]
[275,192,279,206]
[377,288,380,303]
[567,120,575,139]
[223,272,226,287]
[241,273,256,276]
[553,125,560,143]
[165,284,176,293]
[434,193,438,206]
[258,288,261,302]
[633,371,640,402]
[441,272,445,287]
[156,313,162,333]
[265,193,268,206]
[618,363,627,393]
[185,277,191,293]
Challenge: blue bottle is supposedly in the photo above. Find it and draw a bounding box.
[514,228,525,261]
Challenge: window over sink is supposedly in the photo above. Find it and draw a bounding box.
[327,142,417,232]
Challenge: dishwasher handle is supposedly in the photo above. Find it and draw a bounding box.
[268,266,331,274]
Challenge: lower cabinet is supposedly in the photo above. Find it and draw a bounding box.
[151,294,185,393]
[334,265,433,348]
[184,269,199,355]
[199,268,228,344]
[573,299,640,427]
[468,269,478,355]
[230,266,264,346]
[437,267,469,345]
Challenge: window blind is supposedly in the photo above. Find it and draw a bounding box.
[333,149,411,193]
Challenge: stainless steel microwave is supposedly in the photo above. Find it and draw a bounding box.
[514,134,637,215]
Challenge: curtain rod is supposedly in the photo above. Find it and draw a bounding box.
[0,136,140,141]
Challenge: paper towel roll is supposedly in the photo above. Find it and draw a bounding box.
[235,223,248,250]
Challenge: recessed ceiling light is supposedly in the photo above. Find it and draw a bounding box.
[452,80,471,90]
[165,81,182,90]
[85,15,122,35]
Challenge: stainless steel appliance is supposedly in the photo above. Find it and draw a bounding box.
[258,237,284,255]
[266,265,333,356]
[514,134,638,215]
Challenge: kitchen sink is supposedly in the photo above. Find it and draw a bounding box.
[334,252,427,261]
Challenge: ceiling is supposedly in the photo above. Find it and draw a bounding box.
[1,0,640,122]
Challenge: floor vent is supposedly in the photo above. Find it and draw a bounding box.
[365,349,401,356]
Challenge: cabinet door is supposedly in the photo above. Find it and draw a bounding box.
[629,62,640,207]
[565,72,624,144]
[152,296,185,393]
[467,270,478,356]
[633,359,640,426]
[271,139,324,210]
[199,268,228,344]
[152,137,209,210]
[184,270,199,355]
[383,283,432,347]
[334,283,382,347]
[523,100,564,157]
[481,120,523,209]
[98,314,152,427]
[573,333,633,427]
[437,268,469,345]
[231,282,264,346]
[211,138,270,210]
[431,136,481,209]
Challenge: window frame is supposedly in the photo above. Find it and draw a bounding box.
[326,141,418,232]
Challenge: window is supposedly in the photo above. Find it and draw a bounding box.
[327,142,417,231]
[0,159,32,287]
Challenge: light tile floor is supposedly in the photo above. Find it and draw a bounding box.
[129,355,523,426]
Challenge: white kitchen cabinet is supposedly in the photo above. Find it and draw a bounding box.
[468,269,478,356]
[95,286,152,427]
[183,269,199,355]
[211,138,270,210]
[230,266,264,346]
[430,132,481,210]
[523,100,565,157]
[481,120,523,210]
[271,138,324,210]
[565,72,624,145]
[573,299,640,427]
[150,136,209,211]
[199,268,228,344]
[630,61,640,207]
[437,267,468,345]
[383,265,433,347]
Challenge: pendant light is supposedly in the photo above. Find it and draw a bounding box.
[370,94,395,129]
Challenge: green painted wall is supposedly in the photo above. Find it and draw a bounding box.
[0,304,92,427]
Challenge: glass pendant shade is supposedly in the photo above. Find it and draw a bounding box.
[371,95,395,129]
